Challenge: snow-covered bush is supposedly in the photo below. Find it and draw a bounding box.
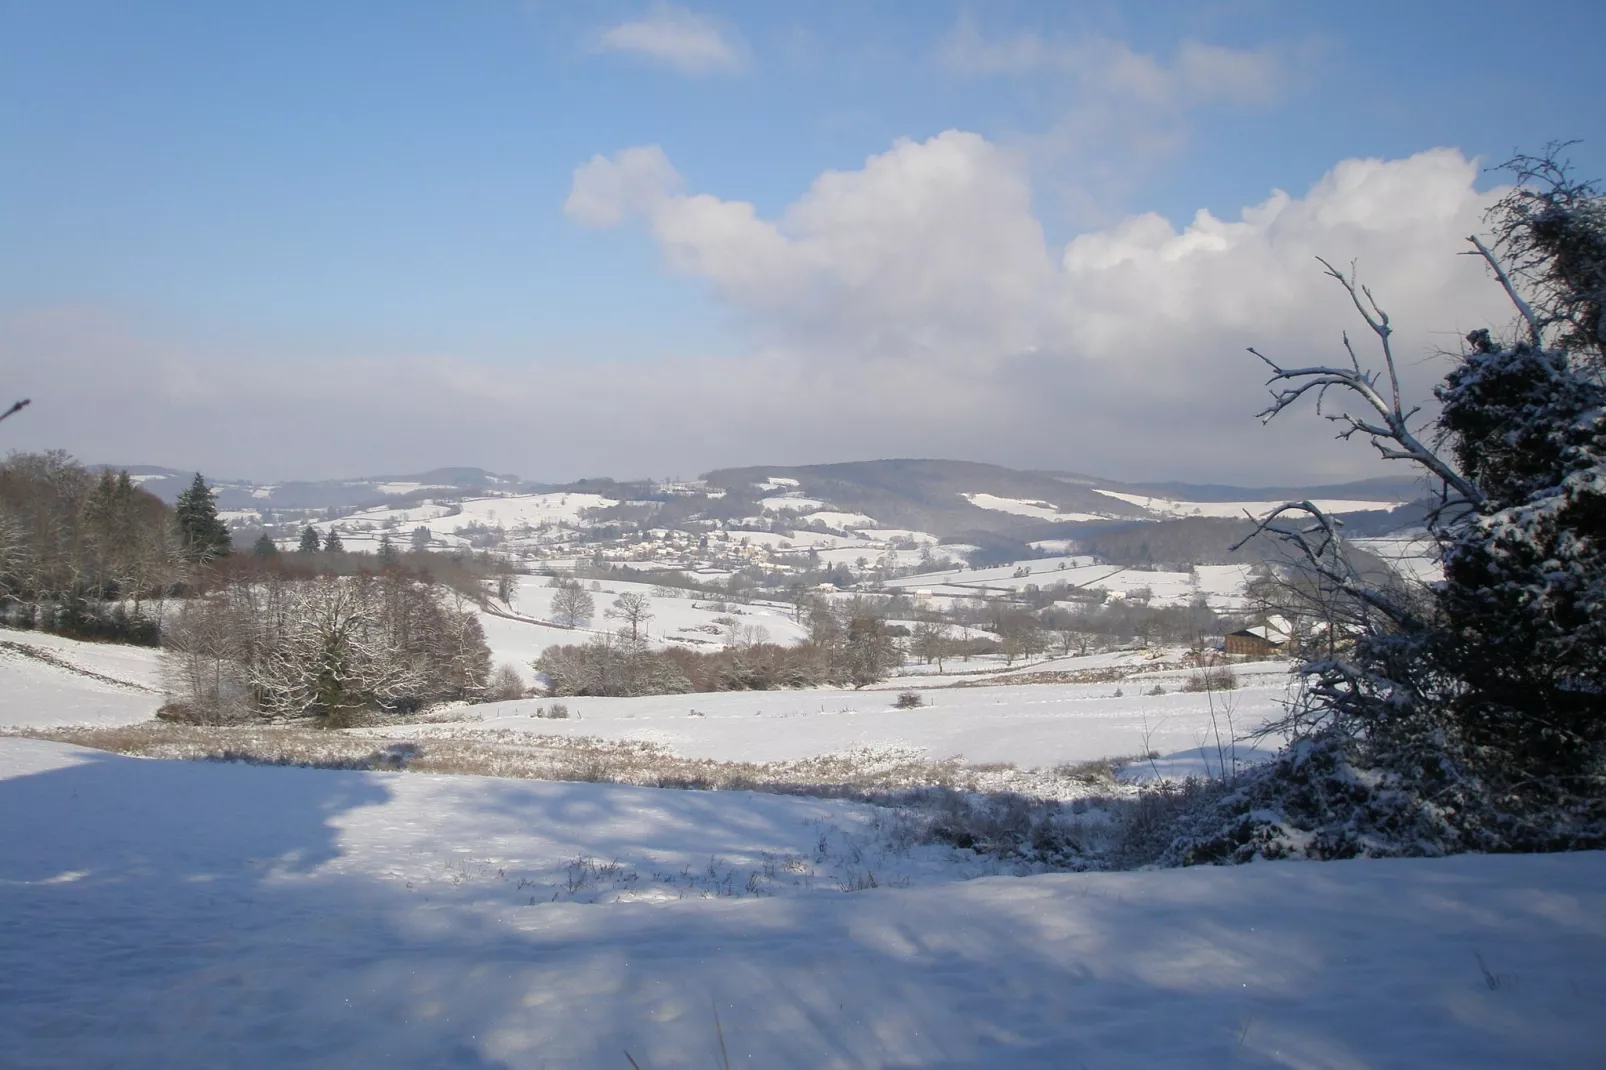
[164,571,491,726]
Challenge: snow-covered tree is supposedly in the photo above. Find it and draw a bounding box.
[175,472,230,562]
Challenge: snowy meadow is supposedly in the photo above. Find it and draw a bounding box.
[3,630,1604,1066]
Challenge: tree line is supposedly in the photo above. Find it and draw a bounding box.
[0,453,228,642]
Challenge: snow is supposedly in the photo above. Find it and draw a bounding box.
[0,632,163,728]
[797,509,878,530]
[306,492,617,552]
[961,492,1111,523]
[377,660,1295,768]
[759,495,828,511]
[877,559,1257,611]
[1351,532,1444,584]
[478,578,811,672]
[858,528,942,545]
[1092,488,1404,519]
[372,481,456,496]
[3,735,1602,1068]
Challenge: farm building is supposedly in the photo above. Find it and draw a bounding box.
[1224,626,1287,657]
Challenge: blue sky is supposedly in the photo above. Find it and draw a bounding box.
[3,1,1603,481]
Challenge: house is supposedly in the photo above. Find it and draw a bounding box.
[1224,626,1287,657]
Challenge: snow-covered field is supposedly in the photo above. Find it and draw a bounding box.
[379,660,1290,772]
[0,631,162,728]
[1352,531,1444,584]
[3,736,1602,1068]
[1092,488,1404,519]
[286,491,619,553]
[0,628,1283,780]
[961,491,1110,523]
[478,577,811,677]
[880,558,1257,611]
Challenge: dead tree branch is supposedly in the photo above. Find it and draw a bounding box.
[1248,259,1482,511]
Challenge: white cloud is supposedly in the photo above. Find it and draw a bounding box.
[935,18,1288,109]
[933,19,1297,224]
[8,140,1514,487]
[596,3,748,76]
[562,145,681,227]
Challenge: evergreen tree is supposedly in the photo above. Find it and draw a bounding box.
[377,533,397,564]
[252,533,279,558]
[174,473,231,562]
[323,527,345,553]
[1435,339,1606,775]
[298,526,321,554]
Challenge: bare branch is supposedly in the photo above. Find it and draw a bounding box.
[1466,235,1543,346]
[0,398,30,425]
[1249,262,1483,509]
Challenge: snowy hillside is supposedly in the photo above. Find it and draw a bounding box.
[3,736,1601,1068]
[0,632,162,728]
[475,577,810,677]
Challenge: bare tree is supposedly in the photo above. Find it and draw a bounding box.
[550,579,595,629]
[910,613,951,673]
[605,591,654,644]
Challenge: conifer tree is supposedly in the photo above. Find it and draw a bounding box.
[377,533,397,564]
[298,526,321,553]
[175,473,231,562]
[323,527,345,553]
[252,533,279,558]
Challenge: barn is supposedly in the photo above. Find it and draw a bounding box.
[1224,626,1287,657]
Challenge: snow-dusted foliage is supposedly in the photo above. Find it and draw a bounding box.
[1436,342,1606,772]
[1169,153,1606,862]
[164,572,491,726]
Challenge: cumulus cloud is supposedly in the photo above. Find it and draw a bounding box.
[7,138,1513,486]
[595,3,748,76]
[562,145,682,227]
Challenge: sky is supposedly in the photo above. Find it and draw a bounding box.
[3,0,1604,485]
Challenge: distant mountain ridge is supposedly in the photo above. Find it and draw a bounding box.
[702,458,1422,539]
[94,465,541,511]
[97,457,1424,540]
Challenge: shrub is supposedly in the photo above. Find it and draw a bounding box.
[1182,667,1237,692]
[893,691,924,709]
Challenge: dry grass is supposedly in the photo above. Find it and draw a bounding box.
[14,721,1121,802]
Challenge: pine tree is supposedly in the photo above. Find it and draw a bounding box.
[298,526,321,553]
[323,527,345,553]
[377,533,397,564]
[252,533,279,558]
[174,473,231,562]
